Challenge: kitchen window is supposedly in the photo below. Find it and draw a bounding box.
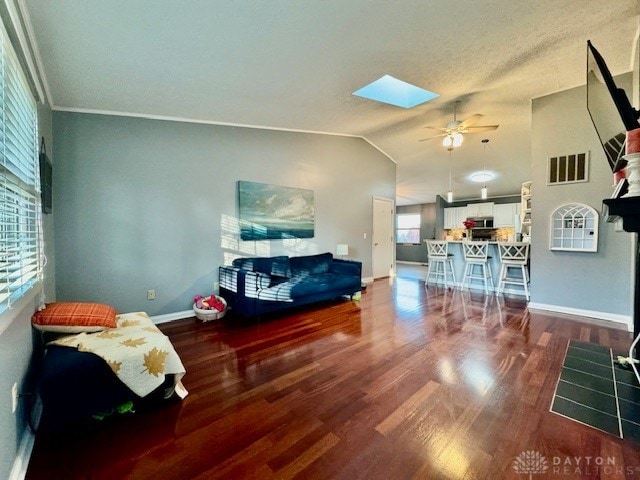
[396,213,421,244]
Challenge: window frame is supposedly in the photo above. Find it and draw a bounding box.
[0,15,42,320]
[396,213,421,245]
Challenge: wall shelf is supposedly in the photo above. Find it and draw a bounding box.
[520,181,532,239]
[602,195,640,338]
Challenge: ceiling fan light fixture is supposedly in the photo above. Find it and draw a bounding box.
[442,135,453,148]
[452,132,463,147]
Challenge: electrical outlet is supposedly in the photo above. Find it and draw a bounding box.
[147,289,156,300]
[11,383,17,413]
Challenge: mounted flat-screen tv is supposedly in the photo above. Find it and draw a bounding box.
[586,39,640,171]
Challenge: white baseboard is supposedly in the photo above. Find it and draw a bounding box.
[9,431,34,480]
[396,261,427,265]
[426,280,527,297]
[527,302,633,332]
[9,398,42,480]
[150,280,377,325]
[150,309,194,325]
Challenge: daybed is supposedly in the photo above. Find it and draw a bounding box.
[219,252,362,317]
[33,307,187,428]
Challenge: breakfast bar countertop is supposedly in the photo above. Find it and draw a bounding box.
[443,240,532,244]
[420,239,530,297]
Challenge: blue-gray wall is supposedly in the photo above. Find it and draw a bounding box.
[53,112,396,316]
[530,75,633,327]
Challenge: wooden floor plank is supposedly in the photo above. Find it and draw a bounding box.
[25,274,640,479]
[375,380,440,436]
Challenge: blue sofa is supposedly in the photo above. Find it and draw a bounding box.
[219,252,362,317]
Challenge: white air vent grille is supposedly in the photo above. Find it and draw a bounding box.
[547,152,589,185]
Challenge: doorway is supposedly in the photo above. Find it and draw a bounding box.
[372,196,395,279]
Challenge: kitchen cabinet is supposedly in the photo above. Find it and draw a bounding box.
[444,207,455,229]
[444,206,468,229]
[466,202,494,217]
[455,206,468,228]
[493,203,521,227]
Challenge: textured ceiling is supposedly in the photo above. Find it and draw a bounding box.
[22,0,640,205]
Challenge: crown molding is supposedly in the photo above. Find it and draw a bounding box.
[52,106,397,163]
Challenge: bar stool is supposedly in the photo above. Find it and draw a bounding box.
[497,242,530,301]
[461,241,493,295]
[425,240,456,288]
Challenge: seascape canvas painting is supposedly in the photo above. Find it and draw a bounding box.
[238,181,315,240]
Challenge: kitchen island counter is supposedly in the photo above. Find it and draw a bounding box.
[424,240,529,297]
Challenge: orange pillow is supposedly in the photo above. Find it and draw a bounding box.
[32,302,117,333]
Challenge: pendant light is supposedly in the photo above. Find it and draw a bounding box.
[481,139,489,199]
[447,147,453,203]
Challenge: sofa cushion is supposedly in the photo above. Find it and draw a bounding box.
[232,256,291,278]
[289,253,333,277]
[289,273,359,299]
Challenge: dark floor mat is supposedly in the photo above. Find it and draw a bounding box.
[551,340,640,443]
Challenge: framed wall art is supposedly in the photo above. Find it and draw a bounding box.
[238,181,314,241]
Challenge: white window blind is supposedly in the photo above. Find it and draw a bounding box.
[0,19,41,314]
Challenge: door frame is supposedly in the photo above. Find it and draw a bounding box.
[372,195,396,279]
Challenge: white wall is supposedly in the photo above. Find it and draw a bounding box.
[530,74,634,327]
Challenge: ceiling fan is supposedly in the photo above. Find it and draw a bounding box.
[419,101,499,148]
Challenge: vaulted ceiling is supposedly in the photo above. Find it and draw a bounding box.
[21,0,640,204]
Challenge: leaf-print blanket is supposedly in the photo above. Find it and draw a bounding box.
[50,311,188,398]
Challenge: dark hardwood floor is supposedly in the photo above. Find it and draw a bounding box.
[26,275,640,479]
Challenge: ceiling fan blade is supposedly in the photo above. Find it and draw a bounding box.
[458,114,484,129]
[418,134,446,142]
[463,125,499,133]
[421,125,449,132]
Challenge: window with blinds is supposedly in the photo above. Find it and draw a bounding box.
[0,19,41,315]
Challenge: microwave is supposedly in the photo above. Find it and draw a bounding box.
[467,217,494,229]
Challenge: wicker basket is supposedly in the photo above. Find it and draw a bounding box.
[193,296,227,322]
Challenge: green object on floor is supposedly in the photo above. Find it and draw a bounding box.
[92,400,135,421]
[117,400,134,414]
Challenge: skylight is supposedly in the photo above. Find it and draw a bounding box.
[352,75,438,109]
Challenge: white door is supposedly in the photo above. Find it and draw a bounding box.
[372,196,395,279]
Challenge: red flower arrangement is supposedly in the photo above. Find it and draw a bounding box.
[463,219,475,230]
